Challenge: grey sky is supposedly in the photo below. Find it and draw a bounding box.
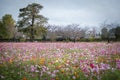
[0,0,120,26]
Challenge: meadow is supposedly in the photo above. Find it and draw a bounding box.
[0,42,120,80]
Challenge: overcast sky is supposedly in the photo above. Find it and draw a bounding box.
[0,0,120,26]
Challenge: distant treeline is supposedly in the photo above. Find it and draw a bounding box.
[0,38,119,42]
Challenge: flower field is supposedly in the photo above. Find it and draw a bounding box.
[0,42,120,80]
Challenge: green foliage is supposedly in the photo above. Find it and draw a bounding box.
[101,70,120,80]
[0,21,7,38]
[89,37,95,42]
[0,63,27,80]
[115,26,120,40]
[34,26,48,39]
[0,14,15,39]
[19,37,26,42]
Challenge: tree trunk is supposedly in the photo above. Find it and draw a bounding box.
[31,15,35,42]
[73,37,76,43]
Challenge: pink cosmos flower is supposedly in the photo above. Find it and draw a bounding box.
[91,65,99,73]
[30,65,36,72]
[116,60,120,69]
[99,63,110,70]
[51,73,56,77]
[90,63,95,69]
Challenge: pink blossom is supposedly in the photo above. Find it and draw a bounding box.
[30,65,36,72]
[99,63,110,70]
[116,60,120,69]
[90,63,95,69]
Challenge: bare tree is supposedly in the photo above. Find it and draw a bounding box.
[46,25,58,41]
[46,24,88,42]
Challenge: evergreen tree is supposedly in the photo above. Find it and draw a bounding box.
[18,3,48,41]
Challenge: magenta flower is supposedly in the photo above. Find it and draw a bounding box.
[99,63,110,70]
[91,65,99,73]
[116,60,120,69]
[90,63,95,69]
